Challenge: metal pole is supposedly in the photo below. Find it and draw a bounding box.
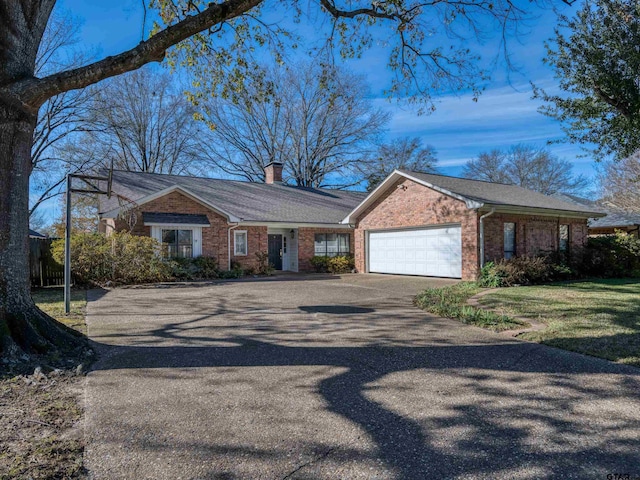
[64,174,72,314]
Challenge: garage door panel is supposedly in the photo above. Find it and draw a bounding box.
[369,226,462,278]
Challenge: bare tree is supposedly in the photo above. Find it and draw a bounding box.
[462,144,590,195]
[599,153,640,212]
[29,10,98,218]
[0,0,571,359]
[199,62,389,187]
[74,69,207,175]
[365,137,438,190]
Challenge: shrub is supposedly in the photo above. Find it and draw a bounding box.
[193,256,219,278]
[168,256,219,280]
[327,255,355,274]
[254,251,274,275]
[310,255,354,273]
[478,256,555,287]
[310,256,330,273]
[52,232,172,286]
[581,232,640,278]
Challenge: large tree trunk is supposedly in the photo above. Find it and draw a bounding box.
[0,98,83,362]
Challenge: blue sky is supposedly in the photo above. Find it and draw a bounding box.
[39,0,594,223]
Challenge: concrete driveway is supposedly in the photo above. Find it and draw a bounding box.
[85,274,640,479]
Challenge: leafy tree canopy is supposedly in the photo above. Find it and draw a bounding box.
[534,0,640,160]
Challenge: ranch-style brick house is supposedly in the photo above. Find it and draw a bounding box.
[99,163,605,280]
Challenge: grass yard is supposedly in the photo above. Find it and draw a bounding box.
[31,288,87,335]
[0,288,89,479]
[415,282,529,332]
[479,279,640,367]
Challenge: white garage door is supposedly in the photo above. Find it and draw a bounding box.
[368,226,462,278]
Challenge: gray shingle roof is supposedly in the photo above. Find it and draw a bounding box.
[143,212,211,225]
[401,170,605,216]
[29,229,46,238]
[553,194,640,229]
[100,170,367,224]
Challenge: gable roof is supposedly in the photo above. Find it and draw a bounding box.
[553,194,640,230]
[99,170,367,225]
[342,170,606,223]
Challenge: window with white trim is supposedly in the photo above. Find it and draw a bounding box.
[162,229,193,258]
[314,233,350,257]
[234,230,248,256]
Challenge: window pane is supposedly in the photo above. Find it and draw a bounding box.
[314,234,326,256]
[162,229,176,244]
[178,229,192,244]
[338,234,349,255]
[326,233,338,257]
[504,223,516,259]
[235,232,247,255]
[559,225,569,252]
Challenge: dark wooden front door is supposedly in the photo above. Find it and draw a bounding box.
[268,234,283,270]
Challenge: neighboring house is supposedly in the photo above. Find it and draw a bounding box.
[553,194,640,237]
[99,165,605,280]
[29,229,47,239]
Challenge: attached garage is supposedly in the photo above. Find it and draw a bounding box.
[342,170,604,281]
[368,225,462,278]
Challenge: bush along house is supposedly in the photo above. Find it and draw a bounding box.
[99,165,605,279]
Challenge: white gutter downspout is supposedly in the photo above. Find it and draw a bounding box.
[228,223,240,270]
[478,208,496,269]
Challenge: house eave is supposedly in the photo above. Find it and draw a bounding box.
[238,221,354,229]
[479,204,607,219]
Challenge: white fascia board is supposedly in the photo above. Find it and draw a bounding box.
[101,185,241,222]
[239,221,354,229]
[480,204,607,219]
[340,170,482,224]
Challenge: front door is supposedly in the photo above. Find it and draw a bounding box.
[268,234,283,270]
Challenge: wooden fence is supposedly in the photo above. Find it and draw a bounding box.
[30,237,64,287]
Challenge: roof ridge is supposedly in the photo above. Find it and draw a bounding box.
[400,169,537,189]
[112,169,366,194]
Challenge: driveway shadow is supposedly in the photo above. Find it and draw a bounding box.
[89,334,640,479]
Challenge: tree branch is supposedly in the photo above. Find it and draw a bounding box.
[9,0,263,110]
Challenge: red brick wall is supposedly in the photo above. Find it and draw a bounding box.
[107,191,268,271]
[264,163,283,184]
[482,213,588,263]
[353,178,479,280]
[297,227,356,272]
[230,226,268,270]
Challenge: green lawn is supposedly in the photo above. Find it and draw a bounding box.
[479,279,640,367]
[415,282,529,332]
[31,288,87,335]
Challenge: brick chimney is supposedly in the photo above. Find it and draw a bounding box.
[264,162,283,184]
